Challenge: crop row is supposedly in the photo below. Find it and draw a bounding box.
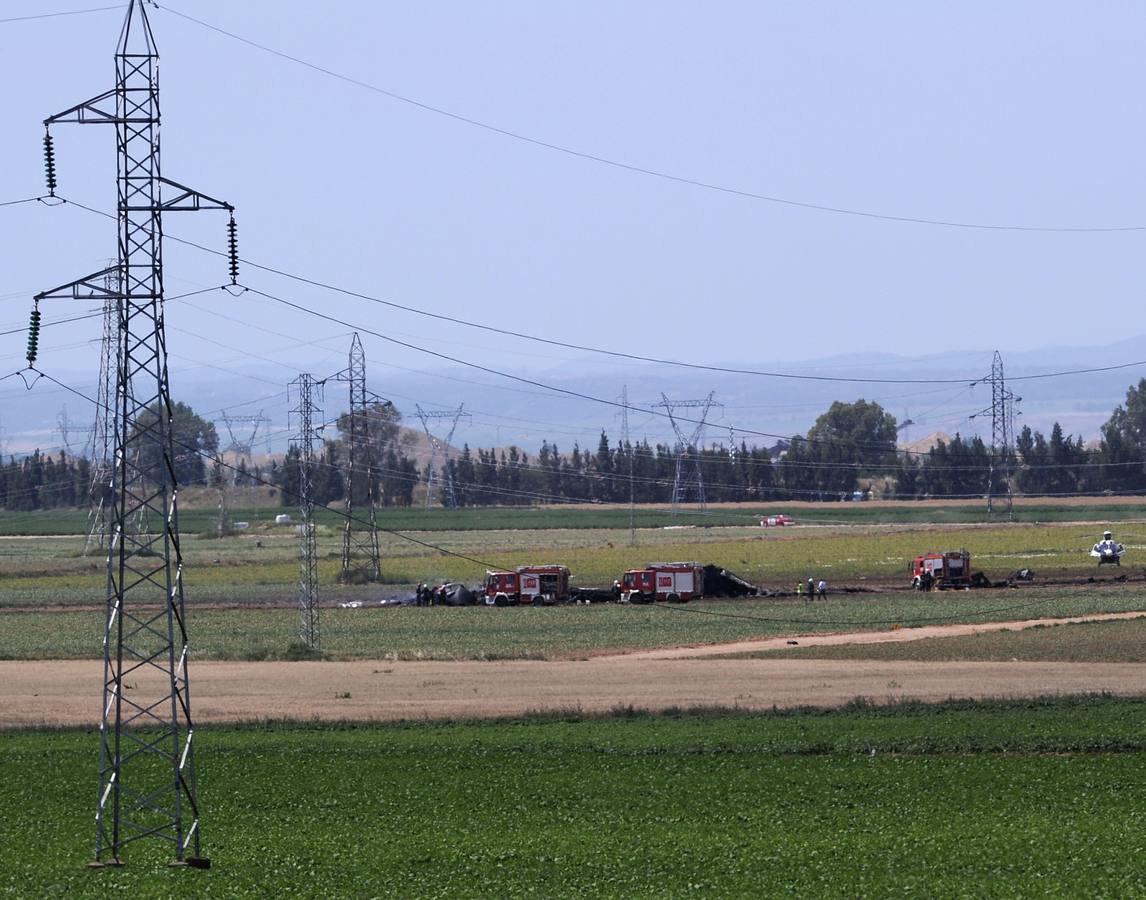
[2,587,1143,661]
[1,521,1137,604]
[3,697,1145,896]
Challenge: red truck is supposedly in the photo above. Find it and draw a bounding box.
[910,550,972,590]
[484,565,571,606]
[620,562,704,603]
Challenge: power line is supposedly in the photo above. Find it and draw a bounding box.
[241,284,1130,463]
[0,5,123,25]
[0,195,50,207]
[155,4,1146,235]
[19,370,1136,632]
[58,197,1146,388]
[33,369,511,569]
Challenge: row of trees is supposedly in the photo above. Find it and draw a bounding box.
[8,380,1146,510]
[0,450,92,511]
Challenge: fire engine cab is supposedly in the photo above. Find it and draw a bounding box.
[484,565,571,606]
[620,562,704,603]
[910,550,972,590]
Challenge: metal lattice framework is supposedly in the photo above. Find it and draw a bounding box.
[219,410,269,484]
[36,1,235,867]
[619,385,635,545]
[987,350,1020,519]
[336,334,381,583]
[212,410,268,534]
[416,404,469,509]
[291,374,321,648]
[655,393,720,514]
[83,270,119,555]
[56,405,77,457]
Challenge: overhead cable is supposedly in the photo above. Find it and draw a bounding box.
[155,4,1146,234]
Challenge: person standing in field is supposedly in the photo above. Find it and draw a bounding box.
[795,581,804,598]
[807,577,815,601]
[817,579,827,599]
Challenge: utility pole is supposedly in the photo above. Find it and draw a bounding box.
[416,404,469,509]
[33,1,237,867]
[335,334,381,583]
[655,393,720,514]
[291,374,321,649]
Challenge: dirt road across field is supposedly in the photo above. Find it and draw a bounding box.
[4,613,1146,727]
[613,610,1146,660]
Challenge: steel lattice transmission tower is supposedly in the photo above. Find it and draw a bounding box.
[83,269,120,555]
[987,350,1020,519]
[619,385,635,545]
[219,411,269,485]
[655,393,720,514]
[416,404,469,509]
[35,1,237,867]
[336,334,381,583]
[291,374,322,649]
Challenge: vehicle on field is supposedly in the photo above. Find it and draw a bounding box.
[1090,531,1126,566]
[620,562,704,603]
[760,514,794,527]
[484,565,571,606]
[910,550,973,590]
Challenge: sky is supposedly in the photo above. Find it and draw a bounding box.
[1,1,1145,455]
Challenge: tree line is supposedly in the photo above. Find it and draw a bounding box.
[7,380,1146,510]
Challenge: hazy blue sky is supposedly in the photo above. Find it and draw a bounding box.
[2,1,1144,452]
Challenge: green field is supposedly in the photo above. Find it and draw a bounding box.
[3,587,1144,661]
[5,506,1146,896]
[3,697,1144,897]
[3,516,1144,609]
[4,499,1146,535]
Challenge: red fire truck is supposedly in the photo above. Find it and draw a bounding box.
[910,550,972,590]
[620,562,704,603]
[484,565,571,606]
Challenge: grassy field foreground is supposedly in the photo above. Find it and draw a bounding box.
[2,697,1144,897]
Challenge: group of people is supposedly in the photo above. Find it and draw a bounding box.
[797,577,827,600]
[415,583,444,606]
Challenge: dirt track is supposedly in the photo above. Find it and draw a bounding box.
[4,613,1146,728]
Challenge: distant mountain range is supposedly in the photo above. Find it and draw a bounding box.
[5,335,1144,458]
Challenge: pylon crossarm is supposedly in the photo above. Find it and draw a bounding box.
[35,266,122,302]
[44,89,119,125]
[155,177,233,212]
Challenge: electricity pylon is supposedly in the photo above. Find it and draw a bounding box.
[655,393,720,514]
[334,334,381,583]
[987,351,1020,519]
[619,385,635,545]
[34,1,237,867]
[219,410,269,484]
[214,409,268,533]
[83,268,119,555]
[416,404,469,509]
[56,405,77,457]
[291,374,322,649]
